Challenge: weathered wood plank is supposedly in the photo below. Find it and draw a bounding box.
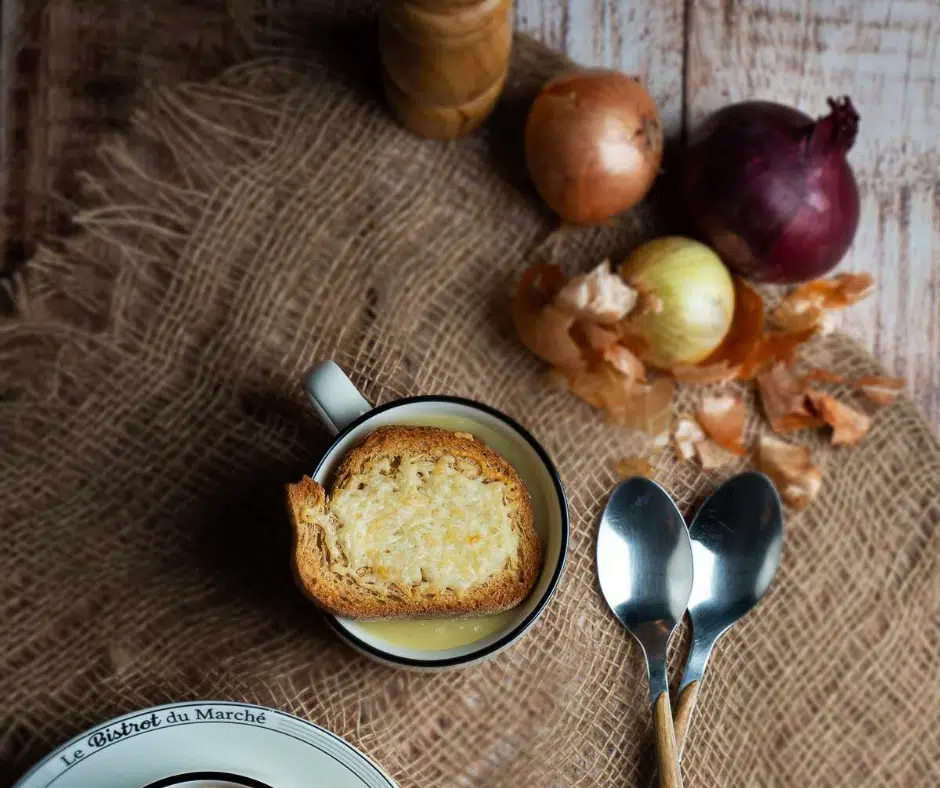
[683,0,938,424]
[515,0,687,135]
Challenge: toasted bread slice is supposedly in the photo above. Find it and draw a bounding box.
[287,426,541,620]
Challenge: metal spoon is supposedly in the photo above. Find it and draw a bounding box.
[597,477,694,788]
[674,471,784,754]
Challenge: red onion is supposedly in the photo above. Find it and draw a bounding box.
[681,97,860,284]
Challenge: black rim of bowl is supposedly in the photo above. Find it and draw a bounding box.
[312,395,569,669]
[142,772,275,788]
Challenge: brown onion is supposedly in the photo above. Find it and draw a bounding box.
[525,69,664,225]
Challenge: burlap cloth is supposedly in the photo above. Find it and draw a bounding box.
[2,7,939,788]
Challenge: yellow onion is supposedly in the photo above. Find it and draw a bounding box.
[525,69,664,225]
[619,237,735,368]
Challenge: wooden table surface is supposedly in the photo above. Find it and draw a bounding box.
[515,0,939,428]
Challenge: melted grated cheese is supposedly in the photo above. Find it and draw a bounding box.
[316,454,518,593]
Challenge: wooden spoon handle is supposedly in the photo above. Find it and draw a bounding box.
[673,680,701,755]
[652,690,683,788]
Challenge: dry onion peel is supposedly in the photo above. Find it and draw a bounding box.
[603,344,647,381]
[560,362,671,434]
[616,326,651,360]
[852,375,904,406]
[757,434,822,510]
[554,260,638,324]
[805,390,872,446]
[631,282,665,316]
[513,257,669,433]
[615,456,655,479]
[574,322,647,382]
[743,326,818,379]
[696,393,747,455]
[756,363,824,433]
[610,377,674,434]
[668,276,819,382]
[512,264,584,369]
[674,418,706,461]
[670,277,764,383]
[772,301,824,333]
[575,321,620,354]
[674,415,737,468]
[650,430,670,451]
[513,262,649,382]
[562,361,631,412]
[799,369,904,407]
[802,368,846,385]
[773,272,874,332]
[670,360,739,385]
[694,439,738,470]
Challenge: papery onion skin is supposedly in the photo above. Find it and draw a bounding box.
[525,69,664,224]
[619,237,735,368]
[682,98,860,284]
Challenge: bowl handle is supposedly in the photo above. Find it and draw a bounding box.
[304,361,373,436]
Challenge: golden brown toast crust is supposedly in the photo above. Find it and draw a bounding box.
[287,426,542,620]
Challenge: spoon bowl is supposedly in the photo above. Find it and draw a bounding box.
[597,477,694,788]
[675,471,784,752]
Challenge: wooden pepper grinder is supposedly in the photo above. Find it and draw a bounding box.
[378,0,513,139]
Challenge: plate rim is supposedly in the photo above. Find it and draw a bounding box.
[14,700,398,788]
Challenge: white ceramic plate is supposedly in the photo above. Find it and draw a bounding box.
[14,701,397,788]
